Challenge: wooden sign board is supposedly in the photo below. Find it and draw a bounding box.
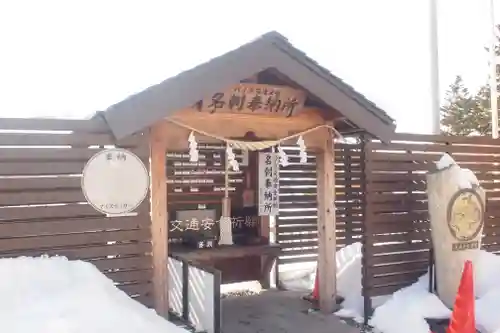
[258,152,280,216]
[194,84,306,117]
[169,208,219,249]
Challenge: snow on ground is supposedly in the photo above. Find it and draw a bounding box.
[279,243,500,333]
[0,256,189,333]
[279,243,363,295]
[369,273,451,333]
[279,242,388,319]
[371,250,500,333]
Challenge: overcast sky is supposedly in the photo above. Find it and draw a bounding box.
[0,0,496,133]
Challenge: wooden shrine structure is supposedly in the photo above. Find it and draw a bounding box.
[98,31,396,316]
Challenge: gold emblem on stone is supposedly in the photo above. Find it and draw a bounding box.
[447,189,484,242]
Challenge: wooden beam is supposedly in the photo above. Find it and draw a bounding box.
[149,125,169,317]
[315,124,337,313]
[155,107,327,150]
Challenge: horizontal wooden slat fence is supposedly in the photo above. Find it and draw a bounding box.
[336,142,364,246]
[0,117,153,306]
[363,133,500,300]
[276,142,364,265]
[277,147,318,265]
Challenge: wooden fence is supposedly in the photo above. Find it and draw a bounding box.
[4,118,500,313]
[336,143,364,247]
[276,148,318,265]
[0,117,153,306]
[276,143,364,265]
[363,133,500,301]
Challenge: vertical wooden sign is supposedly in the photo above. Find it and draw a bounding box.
[258,152,279,216]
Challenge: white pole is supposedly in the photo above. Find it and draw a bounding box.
[490,0,499,139]
[429,0,441,135]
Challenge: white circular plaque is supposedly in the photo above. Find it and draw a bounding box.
[82,148,149,215]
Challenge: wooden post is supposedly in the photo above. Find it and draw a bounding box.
[150,125,169,317]
[315,125,337,313]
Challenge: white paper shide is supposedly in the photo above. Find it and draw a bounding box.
[258,152,279,216]
[82,148,149,216]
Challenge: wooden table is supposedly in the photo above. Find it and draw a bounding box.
[170,244,281,287]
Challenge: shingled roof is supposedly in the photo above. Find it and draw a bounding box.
[101,31,396,141]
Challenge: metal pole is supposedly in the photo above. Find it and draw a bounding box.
[490,0,499,139]
[429,0,441,135]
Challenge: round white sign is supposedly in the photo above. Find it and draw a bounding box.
[82,148,149,215]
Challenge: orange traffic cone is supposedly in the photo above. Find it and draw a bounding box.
[302,267,319,303]
[311,267,319,301]
[446,260,475,333]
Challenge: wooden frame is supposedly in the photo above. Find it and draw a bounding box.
[150,125,169,316]
[152,107,327,151]
[98,31,396,317]
[148,104,339,314]
[98,33,396,316]
[315,123,337,313]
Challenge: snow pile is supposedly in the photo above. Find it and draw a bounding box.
[279,240,500,333]
[278,261,315,292]
[279,243,362,298]
[474,251,500,333]
[370,250,500,333]
[0,256,188,333]
[435,153,479,189]
[279,242,387,319]
[476,288,500,333]
[332,243,389,319]
[370,274,451,333]
[333,242,363,317]
[436,153,455,170]
[474,250,500,298]
[458,168,479,189]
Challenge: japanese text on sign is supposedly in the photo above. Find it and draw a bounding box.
[231,215,258,229]
[99,203,131,210]
[452,241,479,252]
[105,151,128,161]
[194,84,306,117]
[169,217,216,233]
[258,152,280,216]
[169,216,259,233]
[196,239,215,249]
[81,148,149,216]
